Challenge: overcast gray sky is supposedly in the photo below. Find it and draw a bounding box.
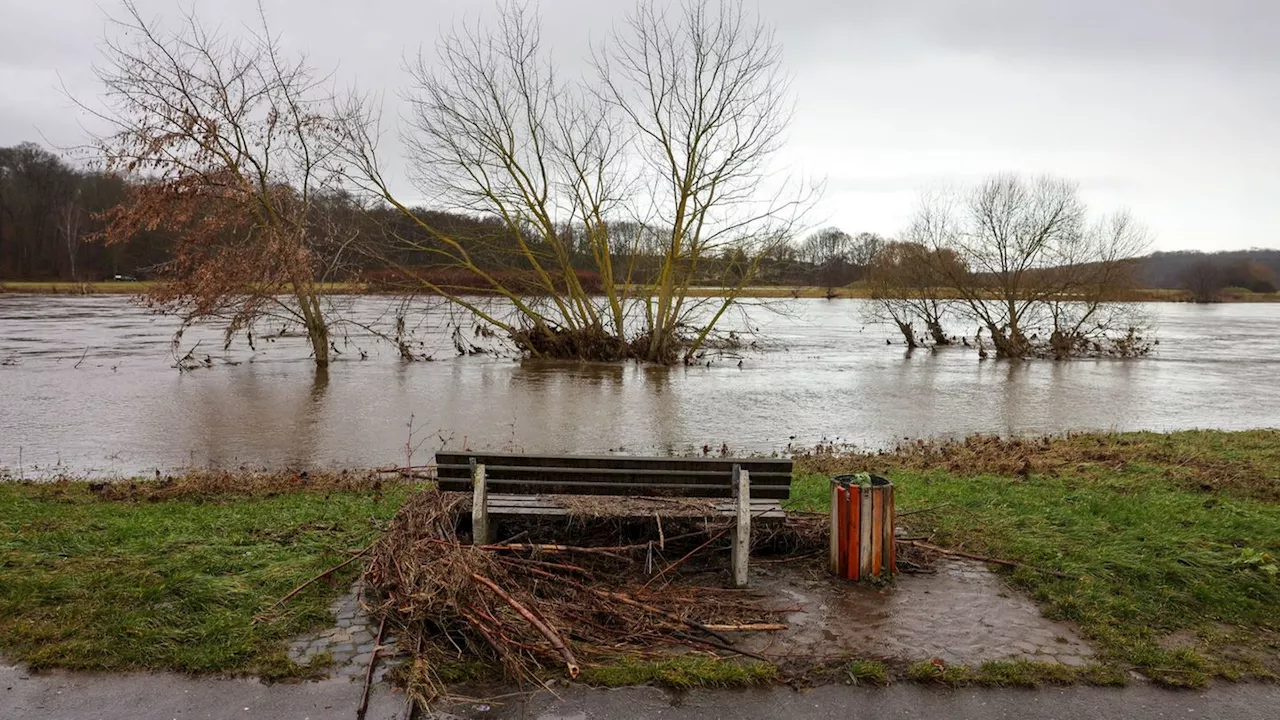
[2,0,1277,251]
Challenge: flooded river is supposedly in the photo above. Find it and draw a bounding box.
[1,294,1277,476]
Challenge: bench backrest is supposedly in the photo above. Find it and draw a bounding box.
[435,452,794,499]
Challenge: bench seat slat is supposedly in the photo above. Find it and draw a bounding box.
[481,495,786,519]
[437,452,792,475]
[441,478,791,499]
[487,506,566,512]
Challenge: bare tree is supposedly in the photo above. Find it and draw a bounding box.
[909,174,1151,359]
[89,1,358,367]
[58,190,83,281]
[799,227,852,294]
[865,240,960,347]
[849,232,884,267]
[341,0,814,363]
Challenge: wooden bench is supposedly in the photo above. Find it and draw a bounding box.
[435,452,794,587]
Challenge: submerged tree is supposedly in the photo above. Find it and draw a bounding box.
[342,0,814,363]
[865,241,960,348]
[905,175,1151,359]
[90,1,358,367]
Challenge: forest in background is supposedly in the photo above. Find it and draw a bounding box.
[4,141,1275,296]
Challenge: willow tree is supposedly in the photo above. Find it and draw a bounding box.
[910,175,1151,359]
[343,0,813,363]
[90,1,355,367]
[866,241,960,347]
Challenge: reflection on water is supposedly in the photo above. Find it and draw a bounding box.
[1,295,1278,476]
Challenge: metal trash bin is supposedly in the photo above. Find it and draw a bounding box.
[829,474,896,581]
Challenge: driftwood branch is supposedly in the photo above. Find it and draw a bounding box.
[356,613,387,720]
[640,526,732,591]
[472,572,580,678]
[896,503,952,518]
[588,588,732,645]
[898,540,1075,579]
[702,623,787,632]
[674,632,773,663]
[272,544,373,608]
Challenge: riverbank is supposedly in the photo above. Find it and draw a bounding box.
[1,431,1276,692]
[3,279,1278,302]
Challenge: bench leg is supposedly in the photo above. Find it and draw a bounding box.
[731,466,751,588]
[471,462,492,545]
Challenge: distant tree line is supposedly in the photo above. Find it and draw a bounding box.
[1145,251,1279,303]
[0,141,558,285]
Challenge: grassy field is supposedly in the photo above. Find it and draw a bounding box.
[791,430,1280,686]
[0,474,408,677]
[1,431,1276,688]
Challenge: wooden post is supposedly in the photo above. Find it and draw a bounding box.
[835,485,848,576]
[470,459,491,545]
[858,485,874,578]
[829,480,840,573]
[730,465,751,588]
[847,487,861,581]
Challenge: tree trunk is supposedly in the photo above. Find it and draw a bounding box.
[296,289,330,368]
[987,322,1024,358]
[895,320,917,349]
[308,318,330,367]
[927,320,950,345]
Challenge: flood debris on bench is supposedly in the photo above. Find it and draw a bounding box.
[360,488,825,709]
[436,452,794,588]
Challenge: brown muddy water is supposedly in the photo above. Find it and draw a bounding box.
[1,295,1277,476]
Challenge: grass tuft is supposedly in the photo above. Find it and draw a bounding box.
[580,656,777,690]
[844,659,890,686]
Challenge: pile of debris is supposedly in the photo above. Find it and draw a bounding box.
[360,489,824,705]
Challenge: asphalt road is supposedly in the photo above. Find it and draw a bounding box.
[6,664,1279,720]
[471,683,1280,720]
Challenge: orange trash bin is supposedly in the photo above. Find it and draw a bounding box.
[829,474,896,581]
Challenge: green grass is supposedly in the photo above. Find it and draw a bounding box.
[844,659,890,686]
[0,481,408,676]
[580,655,777,689]
[904,659,1127,688]
[792,430,1280,686]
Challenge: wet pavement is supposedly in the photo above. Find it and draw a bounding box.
[0,663,406,720]
[7,665,1280,720]
[438,683,1280,720]
[740,558,1093,666]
